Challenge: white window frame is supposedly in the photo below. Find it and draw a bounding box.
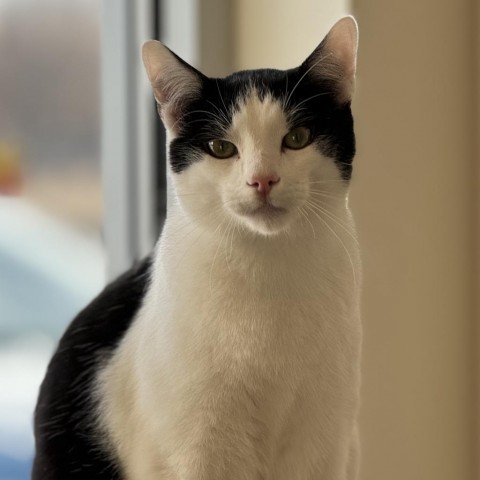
[101,0,229,279]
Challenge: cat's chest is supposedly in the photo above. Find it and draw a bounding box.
[167,259,332,329]
[145,231,359,376]
[148,265,351,377]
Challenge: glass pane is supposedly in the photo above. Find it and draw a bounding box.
[0,1,104,477]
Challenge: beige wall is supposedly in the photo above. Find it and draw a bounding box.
[232,0,350,71]
[232,1,478,479]
[351,1,477,479]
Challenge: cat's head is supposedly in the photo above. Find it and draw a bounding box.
[143,17,358,237]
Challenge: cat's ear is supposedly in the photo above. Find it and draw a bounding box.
[142,41,204,131]
[303,16,358,102]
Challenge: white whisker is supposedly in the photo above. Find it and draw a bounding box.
[297,206,316,239]
[309,190,343,200]
[304,203,357,287]
[285,53,333,107]
[214,80,230,121]
[305,200,359,247]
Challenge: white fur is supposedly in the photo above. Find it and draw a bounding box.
[95,87,361,479]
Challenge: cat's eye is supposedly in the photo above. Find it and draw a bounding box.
[282,127,312,150]
[207,139,238,159]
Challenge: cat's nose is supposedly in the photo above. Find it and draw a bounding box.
[247,175,280,195]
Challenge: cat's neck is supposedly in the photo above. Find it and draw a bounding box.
[157,201,353,278]
[144,201,359,321]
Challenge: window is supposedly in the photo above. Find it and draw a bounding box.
[0,1,103,476]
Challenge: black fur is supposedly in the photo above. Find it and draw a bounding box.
[32,257,152,480]
[169,66,355,179]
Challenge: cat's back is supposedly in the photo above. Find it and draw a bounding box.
[32,256,152,480]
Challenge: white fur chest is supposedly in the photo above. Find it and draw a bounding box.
[147,210,358,366]
[97,206,361,480]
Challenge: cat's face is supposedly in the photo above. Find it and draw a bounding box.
[143,17,358,236]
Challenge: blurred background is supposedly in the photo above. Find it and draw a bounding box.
[0,0,104,478]
[0,0,478,479]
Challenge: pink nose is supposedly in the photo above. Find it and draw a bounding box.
[247,175,280,195]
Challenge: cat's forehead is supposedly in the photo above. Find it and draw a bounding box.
[229,90,288,147]
[191,67,324,138]
[216,68,299,113]
[206,67,336,131]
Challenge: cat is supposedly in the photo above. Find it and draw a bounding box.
[32,16,361,480]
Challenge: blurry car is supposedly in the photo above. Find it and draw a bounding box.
[0,196,105,479]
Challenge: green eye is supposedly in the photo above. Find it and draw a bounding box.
[207,139,238,159]
[282,127,312,150]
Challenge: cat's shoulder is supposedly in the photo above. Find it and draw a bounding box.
[32,255,153,480]
[50,254,152,359]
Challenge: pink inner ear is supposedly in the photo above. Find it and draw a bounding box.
[142,40,203,131]
[324,17,358,78]
[304,17,358,102]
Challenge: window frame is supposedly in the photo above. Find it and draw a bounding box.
[101,0,231,279]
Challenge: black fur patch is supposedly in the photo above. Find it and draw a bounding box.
[32,257,152,480]
[168,66,355,180]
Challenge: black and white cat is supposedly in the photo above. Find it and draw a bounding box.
[33,16,361,480]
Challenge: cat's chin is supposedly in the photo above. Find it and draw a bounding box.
[232,203,293,236]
